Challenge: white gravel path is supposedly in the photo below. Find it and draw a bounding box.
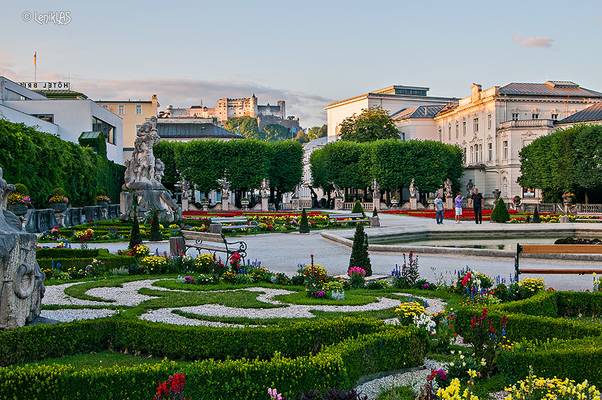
[40,308,118,322]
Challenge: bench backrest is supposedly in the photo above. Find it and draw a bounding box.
[519,244,602,255]
[181,230,224,242]
[328,213,365,219]
[210,217,248,224]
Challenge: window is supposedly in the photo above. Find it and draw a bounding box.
[512,113,519,121]
[118,104,125,115]
[474,145,478,163]
[503,140,509,160]
[136,104,142,115]
[462,121,467,136]
[455,122,459,138]
[31,114,54,123]
[470,146,474,164]
[488,143,493,161]
[487,114,492,129]
[551,113,558,120]
[438,127,442,141]
[92,116,116,145]
[473,118,479,133]
[478,144,482,163]
[532,113,539,119]
[463,147,467,163]
[448,125,452,140]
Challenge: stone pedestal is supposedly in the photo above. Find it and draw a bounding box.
[120,189,181,223]
[369,216,380,227]
[169,236,186,257]
[261,196,269,211]
[410,198,418,210]
[221,198,229,211]
[560,215,569,223]
[25,209,57,233]
[182,198,189,212]
[445,197,453,210]
[54,211,65,227]
[467,198,473,209]
[335,197,344,210]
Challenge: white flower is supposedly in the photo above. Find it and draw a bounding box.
[480,358,486,366]
[462,362,466,367]
[460,354,465,360]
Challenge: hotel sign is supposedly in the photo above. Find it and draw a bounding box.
[19,81,71,91]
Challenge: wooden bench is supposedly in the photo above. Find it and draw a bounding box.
[515,243,602,276]
[179,230,248,263]
[328,213,369,225]
[209,217,258,233]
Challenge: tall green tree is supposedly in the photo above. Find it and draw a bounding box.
[339,107,399,142]
[307,125,328,140]
[224,116,262,139]
[349,224,372,276]
[268,141,303,208]
[153,141,181,191]
[262,124,291,141]
[176,140,227,195]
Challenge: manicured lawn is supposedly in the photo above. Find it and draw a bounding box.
[376,385,415,400]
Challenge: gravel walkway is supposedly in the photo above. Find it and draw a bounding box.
[40,308,118,322]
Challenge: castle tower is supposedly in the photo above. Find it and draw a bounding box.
[277,100,286,119]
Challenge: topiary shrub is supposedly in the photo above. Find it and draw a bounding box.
[149,209,162,241]
[532,206,541,223]
[491,198,510,223]
[349,225,371,276]
[372,208,378,217]
[14,183,29,195]
[351,200,365,217]
[299,208,310,233]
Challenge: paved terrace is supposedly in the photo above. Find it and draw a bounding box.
[71,213,602,291]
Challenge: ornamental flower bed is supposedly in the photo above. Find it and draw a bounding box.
[382,209,505,221]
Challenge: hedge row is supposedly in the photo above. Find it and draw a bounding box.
[36,248,112,258]
[0,119,124,207]
[37,255,136,274]
[0,318,387,366]
[0,322,426,399]
[455,291,602,384]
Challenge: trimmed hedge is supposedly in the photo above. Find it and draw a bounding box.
[455,291,602,384]
[37,255,136,275]
[0,320,427,400]
[36,248,112,258]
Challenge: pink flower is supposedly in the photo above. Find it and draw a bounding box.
[348,266,366,277]
[268,388,284,400]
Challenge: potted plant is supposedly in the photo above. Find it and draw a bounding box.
[95,193,111,207]
[49,188,69,212]
[240,197,250,210]
[8,183,31,216]
[390,196,399,208]
[562,191,575,206]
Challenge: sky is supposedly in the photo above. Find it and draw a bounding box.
[2,0,602,127]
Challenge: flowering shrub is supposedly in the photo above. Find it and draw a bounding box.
[7,193,32,205]
[128,244,150,257]
[154,373,189,400]
[391,252,420,288]
[504,372,601,400]
[140,256,169,274]
[395,301,426,324]
[268,388,285,400]
[348,266,366,277]
[95,194,111,203]
[323,280,345,300]
[249,267,274,283]
[414,313,437,335]
[446,349,488,382]
[518,278,545,294]
[194,254,217,273]
[73,228,94,242]
[177,275,196,284]
[303,264,328,296]
[436,377,479,400]
[229,252,242,271]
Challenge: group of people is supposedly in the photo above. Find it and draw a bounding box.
[434,188,483,225]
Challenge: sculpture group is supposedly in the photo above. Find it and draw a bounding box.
[0,167,45,329]
[120,117,180,222]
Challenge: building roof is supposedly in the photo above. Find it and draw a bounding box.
[558,102,602,124]
[35,90,88,100]
[391,104,447,120]
[325,85,455,109]
[499,81,602,98]
[156,122,243,139]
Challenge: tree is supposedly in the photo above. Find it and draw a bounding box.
[532,206,541,223]
[349,224,371,276]
[294,130,310,144]
[153,141,181,192]
[299,208,310,233]
[307,125,327,140]
[339,107,399,142]
[224,116,262,139]
[176,140,226,195]
[491,198,510,223]
[262,124,291,141]
[267,141,303,209]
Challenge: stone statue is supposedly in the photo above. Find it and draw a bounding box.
[444,178,453,198]
[0,168,45,328]
[260,179,270,198]
[372,179,380,195]
[333,184,344,199]
[409,178,417,199]
[466,179,474,195]
[217,178,230,200]
[120,117,180,222]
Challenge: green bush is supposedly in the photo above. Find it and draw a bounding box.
[352,200,365,217]
[149,209,162,241]
[0,119,124,207]
[0,321,427,400]
[490,198,510,223]
[349,224,371,276]
[36,248,110,258]
[37,254,135,278]
[532,206,541,223]
[299,208,310,233]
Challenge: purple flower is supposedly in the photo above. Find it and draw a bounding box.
[422,283,430,289]
[314,290,325,298]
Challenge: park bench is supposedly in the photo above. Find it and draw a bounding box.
[174,230,248,263]
[328,213,369,225]
[515,243,602,276]
[209,217,258,233]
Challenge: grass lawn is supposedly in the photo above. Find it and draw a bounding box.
[376,385,415,400]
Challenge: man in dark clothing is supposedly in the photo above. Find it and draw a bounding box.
[471,188,483,224]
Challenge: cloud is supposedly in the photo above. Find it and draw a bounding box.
[512,35,553,48]
[78,78,331,127]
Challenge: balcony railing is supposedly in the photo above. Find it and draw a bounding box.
[498,119,555,129]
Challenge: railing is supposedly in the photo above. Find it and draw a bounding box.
[343,202,374,211]
[524,203,602,214]
[498,119,555,129]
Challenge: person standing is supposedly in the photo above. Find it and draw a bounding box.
[434,193,444,224]
[471,188,483,224]
[454,192,463,223]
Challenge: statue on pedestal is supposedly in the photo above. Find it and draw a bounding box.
[409,178,417,199]
[466,179,474,196]
[0,168,45,328]
[120,117,180,222]
[444,178,453,198]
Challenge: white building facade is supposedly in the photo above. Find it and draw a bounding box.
[434,82,602,203]
[325,85,455,141]
[0,77,123,164]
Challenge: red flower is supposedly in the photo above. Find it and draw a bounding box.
[481,308,488,319]
[488,320,496,334]
[461,272,472,287]
[470,316,477,329]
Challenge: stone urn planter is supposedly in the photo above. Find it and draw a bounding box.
[240,198,250,210]
[50,203,68,213]
[390,198,399,208]
[97,201,109,208]
[9,204,28,216]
